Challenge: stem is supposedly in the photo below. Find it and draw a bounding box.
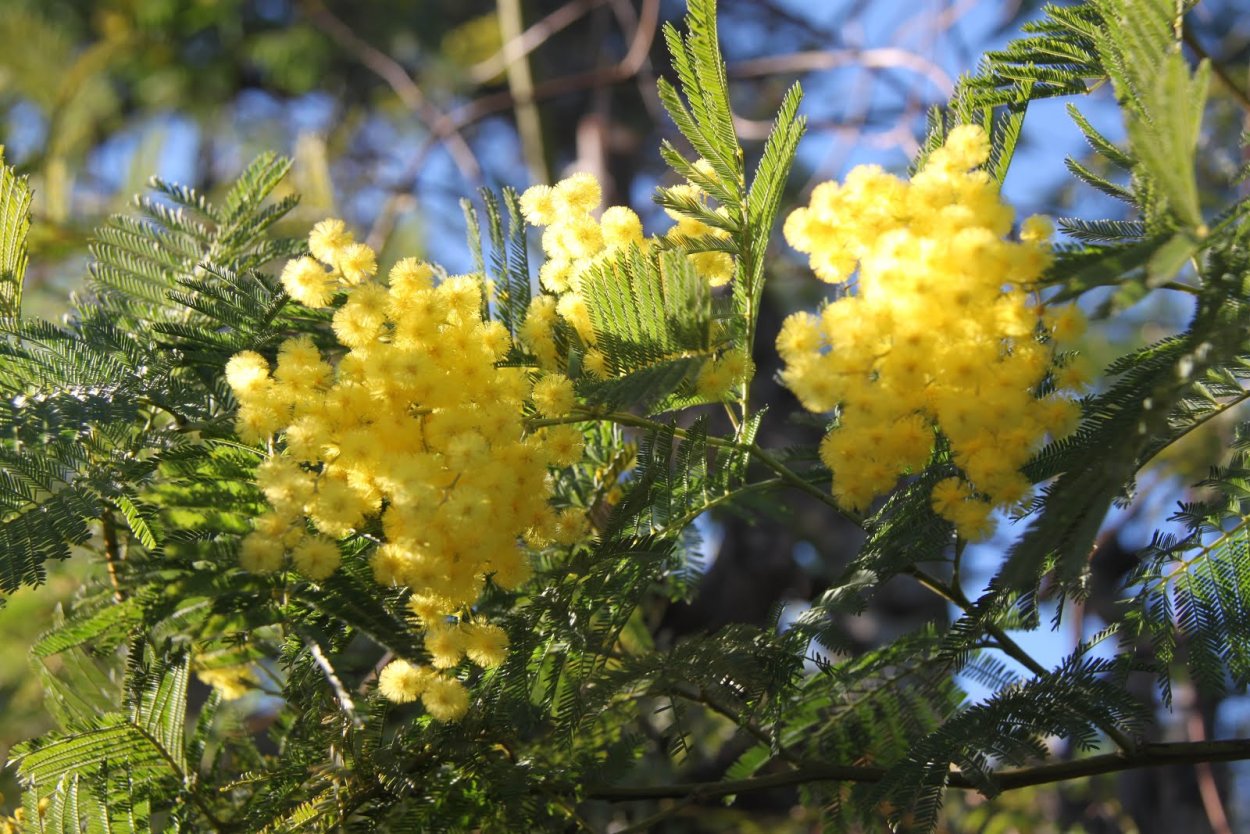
[907,565,1138,753]
[101,510,126,604]
[536,409,845,513]
[585,738,1250,802]
[1182,25,1250,113]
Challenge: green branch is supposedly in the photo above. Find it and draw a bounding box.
[531,409,844,513]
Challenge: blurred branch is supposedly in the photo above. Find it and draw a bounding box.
[586,738,1250,801]
[498,0,549,183]
[729,48,955,97]
[299,0,484,184]
[470,0,609,83]
[439,0,659,137]
[1186,698,1234,834]
[1182,24,1250,113]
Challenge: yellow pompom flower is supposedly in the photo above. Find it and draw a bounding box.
[225,351,271,399]
[601,206,645,249]
[337,242,378,285]
[239,533,284,574]
[583,349,609,379]
[424,624,465,669]
[462,622,509,669]
[554,172,602,214]
[309,218,353,264]
[292,535,341,580]
[519,184,558,225]
[543,425,585,467]
[532,373,576,417]
[421,675,470,721]
[281,256,337,307]
[388,257,435,291]
[378,659,433,704]
[196,666,258,701]
[229,218,604,681]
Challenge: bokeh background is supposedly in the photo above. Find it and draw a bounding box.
[2,0,1249,830]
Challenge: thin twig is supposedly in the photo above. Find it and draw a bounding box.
[907,564,1139,754]
[305,637,364,729]
[1183,25,1250,113]
[729,48,955,97]
[469,0,609,83]
[102,510,126,604]
[299,0,483,183]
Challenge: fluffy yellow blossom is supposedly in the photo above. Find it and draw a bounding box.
[778,125,1089,539]
[462,622,509,668]
[225,351,271,396]
[337,241,378,284]
[378,659,433,704]
[280,257,336,307]
[553,172,602,214]
[425,624,466,669]
[544,425,586,466]
[600,206,645,249]
[239,532,284,573]
[552,506,591,546]
[421,675,470,721]
[519,184,558,225]
[309,218,353,264]
[532,373,576,417]
[292,535,341,580]
[584,349,609,379]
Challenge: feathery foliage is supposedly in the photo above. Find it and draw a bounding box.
[4,0,1250,832]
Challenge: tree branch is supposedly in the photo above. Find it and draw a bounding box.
[299,0,483,183]
[1182,25,1250,113]
[586,738,1250,801]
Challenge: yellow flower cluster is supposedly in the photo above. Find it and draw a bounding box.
[516,171,734,376]
[226,220,593,719]
[778,125,1088,540]
[376,616,509,721]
